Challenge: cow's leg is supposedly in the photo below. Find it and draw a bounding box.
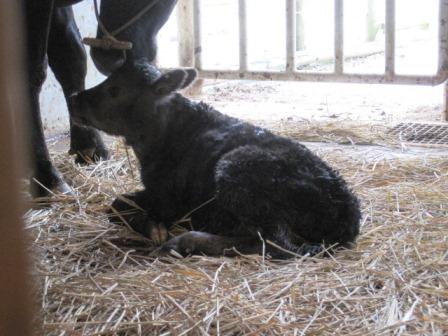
[28,86,72,197]
[48,6,109,165]
[24,0,72,197]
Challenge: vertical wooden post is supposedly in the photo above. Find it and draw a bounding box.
[385,0,396,80]
[444,81,448,121]
[0,1,33,336]
[286,0,296,72]
[334,0,344,75]
[439,0,448,121]
[296,0,305,51]
[366,0,377,42]
[177,0,195,67]
[238,0,248,72]
[177,0,203,95]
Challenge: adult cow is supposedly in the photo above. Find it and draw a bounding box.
[23,0,177,197]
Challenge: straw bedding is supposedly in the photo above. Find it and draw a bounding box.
[26,121,448,335]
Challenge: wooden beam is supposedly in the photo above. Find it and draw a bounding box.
[0,0,33,335]
[177,0,195,67]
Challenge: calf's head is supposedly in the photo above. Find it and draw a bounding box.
[70,60,197,139]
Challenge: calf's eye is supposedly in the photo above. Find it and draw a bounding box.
[108,86,121,98]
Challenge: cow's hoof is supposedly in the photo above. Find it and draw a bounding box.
[69,126,109,165]
[31,170,73,198]
[70,145,109,165]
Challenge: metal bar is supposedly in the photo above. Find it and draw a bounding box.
[385,0,396,78]
[193,0,202,70]
[334,0,344,74]
[286,0,296,73]
[239,0,248,71]
[197,69,448,85]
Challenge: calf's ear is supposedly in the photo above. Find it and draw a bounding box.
[181,68,198,89]
[153,69,189,95]
[152,68,198,95]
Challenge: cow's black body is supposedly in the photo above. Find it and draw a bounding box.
[22,0,177,196]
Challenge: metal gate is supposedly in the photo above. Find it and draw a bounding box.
[176,0,448,119]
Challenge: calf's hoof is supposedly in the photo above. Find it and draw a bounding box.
[151,232,221,257]
[298,243,325,257]
[108,205,167,244]
[151,234,192,257]
[148,222,168,245]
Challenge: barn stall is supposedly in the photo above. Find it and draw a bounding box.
[3,0,448,335]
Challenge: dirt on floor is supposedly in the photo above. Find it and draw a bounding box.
[194,79,444,124]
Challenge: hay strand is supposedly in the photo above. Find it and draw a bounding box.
[26,123,448,335]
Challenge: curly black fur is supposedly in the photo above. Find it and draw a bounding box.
[71,61,361,258]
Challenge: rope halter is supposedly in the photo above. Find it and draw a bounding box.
[82,0,162,51]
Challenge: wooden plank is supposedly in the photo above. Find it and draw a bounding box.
[239,0,248,71]
[334,0,344,74]
[177,0,195,67]
[286,0,296,73]
[0,0,33,335]
[385,0,396,78]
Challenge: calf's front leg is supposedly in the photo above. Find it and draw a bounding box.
[108,192,168,244]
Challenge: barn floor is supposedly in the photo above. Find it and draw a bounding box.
[25,114,448,335]
[196,80,445,123]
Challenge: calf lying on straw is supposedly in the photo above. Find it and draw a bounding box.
[70,59,361,258]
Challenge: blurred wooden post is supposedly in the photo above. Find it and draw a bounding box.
[366,0,377,42]
[444,81,448,121]
[177,0,203,95]
[178,0,195,67]
[0,1,33,336]
[296,0,305,51]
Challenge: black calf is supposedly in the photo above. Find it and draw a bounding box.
[71,60,361,258]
